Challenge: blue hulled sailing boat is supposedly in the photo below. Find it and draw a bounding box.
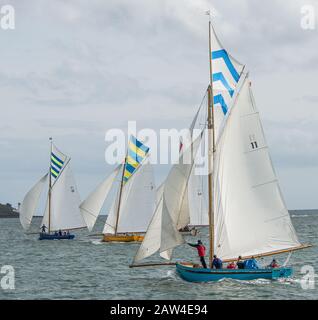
[130,16,311,282]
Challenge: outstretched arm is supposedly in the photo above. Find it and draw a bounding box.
[187,243,198,248]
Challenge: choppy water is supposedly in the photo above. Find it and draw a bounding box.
[0,211,317,300]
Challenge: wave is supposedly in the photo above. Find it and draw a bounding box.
[291,214,309,218]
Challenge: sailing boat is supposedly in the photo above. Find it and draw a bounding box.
[19,138,87,240]
[80,135,156,242]
[130,19,312,281]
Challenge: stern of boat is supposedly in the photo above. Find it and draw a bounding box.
[102,234,144,242]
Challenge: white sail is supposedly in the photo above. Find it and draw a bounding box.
[42,162,86,231]
[133,197,164,262]
[188,133,209,226]
[214,77,300,260]
[159,133,203,252]
[80,166,121,231]
[133,134,203,262]
[19,173,48,230]
[103,161,156,234]
[117,162,156,233]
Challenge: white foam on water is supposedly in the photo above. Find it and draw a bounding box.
[291,214,309,218]
[91,240,102,245]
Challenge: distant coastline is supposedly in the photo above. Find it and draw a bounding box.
[1,205,317,219]
[0,203,19,218]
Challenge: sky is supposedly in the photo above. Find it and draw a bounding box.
[0,0,317,210]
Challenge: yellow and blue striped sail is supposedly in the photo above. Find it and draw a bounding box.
[50,144,67,185]
[124,136,149,183]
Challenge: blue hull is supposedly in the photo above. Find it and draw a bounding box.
[176,263,293,282]
[38,233,75,240]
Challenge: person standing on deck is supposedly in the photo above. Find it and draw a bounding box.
[188,240,207,269]
[40,224,47,233]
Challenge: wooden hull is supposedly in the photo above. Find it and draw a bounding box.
[176,262,293,282]
[38,233,75,240]
[102,234,144,242]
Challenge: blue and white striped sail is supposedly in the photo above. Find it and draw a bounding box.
[50,144,67,186]
[210,24,245,139]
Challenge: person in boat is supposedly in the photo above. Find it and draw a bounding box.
[40,224,47,234]
[179,225,190,232]
[212,255,223,269]
[58,229,62,236]
[188,240,207,269]
[227,261,236,269]
[268,258,279,268]
[244,256,259,269]
[236,256,245,269]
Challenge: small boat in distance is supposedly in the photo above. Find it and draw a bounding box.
[130,16,312,282]
[20,138,87,240]
[80,135,156,242]
[178,226,199,236]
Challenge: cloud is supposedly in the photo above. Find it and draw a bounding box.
[0,0,317,209]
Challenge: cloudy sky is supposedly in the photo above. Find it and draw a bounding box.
[0,0,317,210]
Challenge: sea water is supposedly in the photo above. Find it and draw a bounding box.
[0,211,317,300]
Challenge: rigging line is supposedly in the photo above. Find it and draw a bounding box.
[252,179,278,189]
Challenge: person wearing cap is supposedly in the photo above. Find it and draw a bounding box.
[188,240,207,268]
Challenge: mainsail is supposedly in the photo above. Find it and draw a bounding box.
[42,161,86,231]
[214,77,300,260]
[19,173,48,230]
[103,160,156,234]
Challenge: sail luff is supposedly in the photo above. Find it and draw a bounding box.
[114,156,126,235]
[48,138,52,233]
[208,20,216,268]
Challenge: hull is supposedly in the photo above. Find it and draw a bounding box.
[102,234,144,242]
[176,262,293,282]
[39,233,75,240]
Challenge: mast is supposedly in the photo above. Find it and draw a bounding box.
[48,137,53,234]
[114,155,127,235]
[207,17,216,268]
